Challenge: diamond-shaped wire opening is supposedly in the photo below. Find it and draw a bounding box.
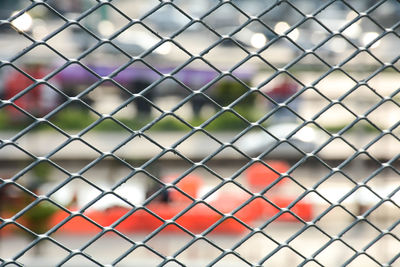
[174,58,219,90]
[83,193,132,225]
[112,135,160,162]
[316,136,356,160]
[175,130,221,161]
[81,120,131,152]
[83,231,133,266]
[231,91,263,122]
[81,82,130,115]
[22,4,67,40]
[260,1,305,28]
[48,101,100,133]
[115,245,164,266]
[314,1,358,33]
[366,167,400,197]
[49,63,99,97]
[367,100,400,129]
[367,67,399,97]
[314,172,357,204]
[47,24,98,60]
[1,1,32,20]
[173,203,222,234]
[315,69,357,98]
[366,200,400,230]
[113,208,164,240]
[316,204,357,236]
[15,160,69,192]
[0,223,36,259]
[367,133,400,160]
[372,32,400,63]
[340,220,381,251]
[113,171,154,204]
[164,174,201,202]
[111,0,160,20]
[12,83,65,117]
[259,37,303,69]
[230,20,275,53]
[234,232,278,265]
[287,53,331,74]
[144,151,193,178]
[233,56,273,86]
[174,0,215,17]
[0,105,35,135]
[262,246,304,266]
[342,84,383,115]
[111,95,161,124]
[241,161,290,193]
[0,183,36,219]
[366,233,400,265]
[346,254,382,267]
[17,238,70,266]
[174,22,220,55]
[0,24,33,62]
[49,177,102,210]
[3,65,37,98]
[284,88,329,122]
[315,103,358,133]
[148,78,191,112]
[203,147,250,178]
[15,199,67,235]
[59,254,101,266]
[202,2,247,34]
[13,44,67,75]
[368,0,400,28]
[0,145,35,177]
[315,239,356,267]
[146,41,192,72]
[289,226,331,259]
[295,18,332,51]
[343,16,384,48]
[146,223,193,257]
[146,114,191,133]
[205,76,251,107]
[143,3,192,36]
[341,152,381,179]
[342,51,383,81]
[45,0,98,20]
[175,238,222,266]
[203,39,249,72]
[341,186,382,217]
[79,4,130,39]
[50,139,102,173]
[315,34,359,66]
[80,43,130,76]
[112,22,160,57]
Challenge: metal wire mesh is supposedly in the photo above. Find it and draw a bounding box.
[0,0,399,266]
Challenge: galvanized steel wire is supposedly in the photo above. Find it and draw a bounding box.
[0,0,399,266]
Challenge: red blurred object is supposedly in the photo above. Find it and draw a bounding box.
[246,161,290,191]
[49,166,313,235]
[165,174,203,202]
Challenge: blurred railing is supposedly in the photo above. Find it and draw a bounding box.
[0,0,399,266]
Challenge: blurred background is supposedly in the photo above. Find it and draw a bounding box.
[0,0,399,266]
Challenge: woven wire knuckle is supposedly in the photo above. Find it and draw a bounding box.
[0,0,399,266]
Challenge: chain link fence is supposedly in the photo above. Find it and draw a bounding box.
[0,0,399,266]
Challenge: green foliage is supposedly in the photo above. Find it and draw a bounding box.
[22,202,58,234]
[51,108,96,131]
[204,111,248,131]
[212,80,255,108]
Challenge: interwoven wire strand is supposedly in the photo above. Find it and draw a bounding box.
[0,0,399,266]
